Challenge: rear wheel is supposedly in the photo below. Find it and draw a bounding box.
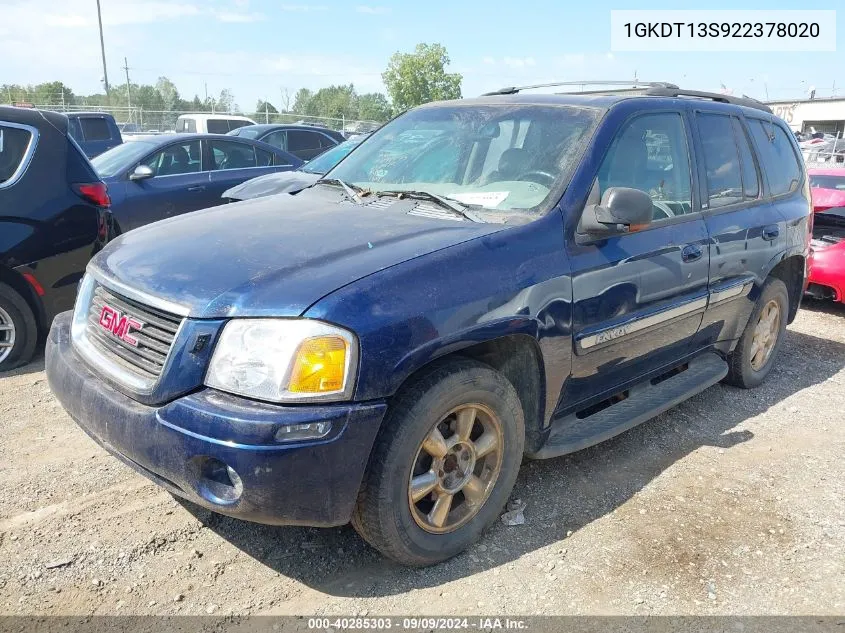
[725,277,789,388]
[352,359,524,566]
[0,282,38,372]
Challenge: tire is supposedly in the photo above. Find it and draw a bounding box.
[0,282,38,372]
[725,277,789,388]
[352,359,525,566]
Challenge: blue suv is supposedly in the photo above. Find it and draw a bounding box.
[45,85,811,566]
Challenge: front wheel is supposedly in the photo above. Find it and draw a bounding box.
[352,359,524,566]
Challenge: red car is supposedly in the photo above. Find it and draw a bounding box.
[807,169,845,303]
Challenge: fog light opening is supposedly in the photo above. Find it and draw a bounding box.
[192,457,244,505]
[275,421,332,443]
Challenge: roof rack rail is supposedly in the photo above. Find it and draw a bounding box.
[644,87,773,114]
[481,80,679,97]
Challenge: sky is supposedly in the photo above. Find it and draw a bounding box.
[1,0,842,111]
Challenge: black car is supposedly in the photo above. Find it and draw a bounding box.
[66,112,123,158]
[0,106,112,370]
[227,124,345,160]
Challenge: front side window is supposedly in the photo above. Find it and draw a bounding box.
[141,140,202,176]
[0,124,34,186]
[748,119,803,196]
[697,113,743,208]
[209,140,257,170]
[329,104,601,213]
[596,112,693,221]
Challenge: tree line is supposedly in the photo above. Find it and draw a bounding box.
[2,42,463,123]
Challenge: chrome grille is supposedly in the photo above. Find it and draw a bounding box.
[85,284,182,380]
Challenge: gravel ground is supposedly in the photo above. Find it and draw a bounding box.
[1,302,843,617]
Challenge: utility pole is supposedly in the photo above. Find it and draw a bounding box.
[96,0,110,98]
[123,57,132,112]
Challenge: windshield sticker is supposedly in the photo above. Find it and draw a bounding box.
[447,191,509,208]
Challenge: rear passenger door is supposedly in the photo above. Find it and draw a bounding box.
[694,111,788,347]
[565,110,711,408]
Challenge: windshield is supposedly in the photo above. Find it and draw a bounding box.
[91,141,157,177]
[327,104,600,213]
[301,137,364,174]
[810,174,845,190]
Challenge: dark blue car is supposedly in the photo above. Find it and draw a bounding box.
[46,87,811,566]
[91,134,302,232]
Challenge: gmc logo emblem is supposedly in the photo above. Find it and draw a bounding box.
[98,304,143,347]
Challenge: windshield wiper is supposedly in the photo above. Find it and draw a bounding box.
[316,178,364,205]
[377,190,484,223]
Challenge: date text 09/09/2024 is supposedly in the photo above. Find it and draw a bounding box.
[307,618,528,630]
[623,22,820,39]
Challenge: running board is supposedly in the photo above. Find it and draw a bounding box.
[527,353,728,460]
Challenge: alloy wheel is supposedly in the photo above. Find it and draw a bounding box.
[0,306,16,364]
[408,403,504,534]
[750,299,781,371]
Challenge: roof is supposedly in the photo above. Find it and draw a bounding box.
[0,105,69,131]
[807,167,845,176]
[119,132,284,148]
[176,113,256,122]
[235,123,336,133]
[65,111,116,119]
[421,90,772,115]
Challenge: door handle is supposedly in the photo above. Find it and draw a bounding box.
[681,244,703,263]
[187,185,206,192]
[762,224,780,241]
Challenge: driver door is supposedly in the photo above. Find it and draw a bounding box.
[561,110,711,410]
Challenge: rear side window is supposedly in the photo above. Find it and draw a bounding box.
[0,124,34,187]
[207,119,231,134]
[209,140,257,170]
[696,113,743,208]
[255,147,273,167]
[287,130,322,152]
[80,117,113,141]
[731,118,760,200]
[748,119,802,196]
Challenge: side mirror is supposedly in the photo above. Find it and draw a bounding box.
[129,165,154,181]
[577,185,653,242]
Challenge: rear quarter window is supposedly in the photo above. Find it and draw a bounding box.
[79,117,113,141]
[748,119,803,196]
[0,124,35,187]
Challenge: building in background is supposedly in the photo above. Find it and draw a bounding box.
[765,97,845,136]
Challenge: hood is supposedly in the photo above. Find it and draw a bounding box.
[221,170,320,200]
[91,186,507,319]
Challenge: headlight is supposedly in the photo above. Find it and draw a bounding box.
[205,319,358,403]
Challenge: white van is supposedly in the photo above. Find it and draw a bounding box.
[175,114,256,134]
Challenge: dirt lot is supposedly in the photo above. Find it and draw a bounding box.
[1,302,843,617]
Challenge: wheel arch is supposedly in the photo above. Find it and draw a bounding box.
[386,323,548,454]
[0,264,45,331]
[766,253,806,324]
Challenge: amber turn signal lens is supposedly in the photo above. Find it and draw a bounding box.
[288,336,348,393]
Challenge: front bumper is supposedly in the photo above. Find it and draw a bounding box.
[807,246,845,302]
[46,312,387,527]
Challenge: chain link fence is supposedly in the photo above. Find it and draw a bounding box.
[1,104,382,135]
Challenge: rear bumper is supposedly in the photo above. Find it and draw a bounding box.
[807,248,845,302]
[45,312,387,527]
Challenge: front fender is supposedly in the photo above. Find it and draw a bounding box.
[304,211,573,421]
